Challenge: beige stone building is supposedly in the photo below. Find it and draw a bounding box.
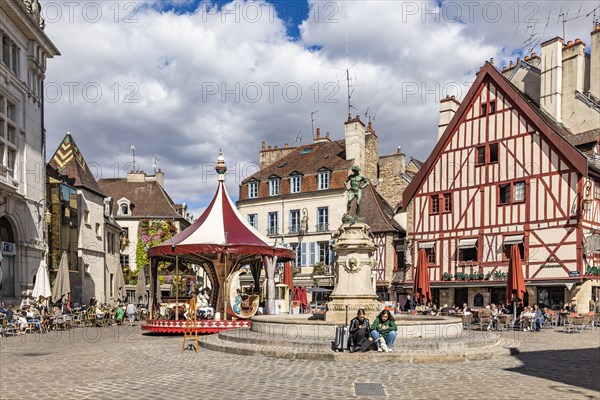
[0,0,59,305]
[237,117,416,300]
[47,134,122,305]
[98,170,191,277]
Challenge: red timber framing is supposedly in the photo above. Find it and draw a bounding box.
[373,233,386,282]
[401,62,593,286]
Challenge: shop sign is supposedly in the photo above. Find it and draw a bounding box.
[1,241,16,256]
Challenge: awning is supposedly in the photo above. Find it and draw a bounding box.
[457,238,478,249]
[503,234,524,245]
[418,241,435,249]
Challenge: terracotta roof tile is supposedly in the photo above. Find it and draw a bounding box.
[361,184,402,233]
[563,128,599,146]
[243,140,352,183]
[97,178,183,219]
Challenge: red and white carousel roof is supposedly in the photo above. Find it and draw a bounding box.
[149,151,293,259]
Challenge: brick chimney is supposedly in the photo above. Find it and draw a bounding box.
[590,24,600,100]
[540,37,563,122]
[438,95,460,140]
[344,115,366,170]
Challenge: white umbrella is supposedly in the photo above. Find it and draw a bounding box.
[52,252,71,304]
[114,265,127,302]
[32,259,51,300]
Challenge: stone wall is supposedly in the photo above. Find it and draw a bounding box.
[377,152,405,208]
[364,132,379,183]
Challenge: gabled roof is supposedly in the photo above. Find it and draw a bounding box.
[97,178,183,219]
[400,62,589,209]
[243,140,351,183]
[361,184,402,233]
[408,158,424,169]
[47,133,104,196]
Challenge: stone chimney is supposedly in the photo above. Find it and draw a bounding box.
[314,127,330,143]
[540,37,563,122]
[259,142,295,169]
[344,115,366,170]
[153,169,165,187]
[126,171,146,182]
[563,39,587,92]
[590,24,600,100]
[438,95,460,140]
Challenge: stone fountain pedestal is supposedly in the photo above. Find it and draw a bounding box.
[325,221,380,324]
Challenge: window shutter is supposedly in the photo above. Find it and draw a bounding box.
[301,242,307,266]
[309,242,316,265]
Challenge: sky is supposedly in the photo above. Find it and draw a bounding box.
[39,0,600,216]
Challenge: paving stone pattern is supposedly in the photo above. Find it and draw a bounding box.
[1,325,598,400]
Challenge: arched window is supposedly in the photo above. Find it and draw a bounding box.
[120,203,129,215]
[0,216,14,242]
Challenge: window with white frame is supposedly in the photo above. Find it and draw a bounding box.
[317,241,330,265]
[267,212,278,235]
[317,207,328,232]
[317,170,330,190]
[119,202,129,215]
[248,214,258,229]
[248,181,258,198]
[514,182,525,202]
[289,209,300,233]
[289,243,301,266]
[290,174,301,194]
[269,178,280,196]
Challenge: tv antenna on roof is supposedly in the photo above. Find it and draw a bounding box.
[152,154,160,173]
[130,145,136,172]
[364,108,376,123]
[336,33,366,120]
[294,130,302,145]
[311,111,319,137]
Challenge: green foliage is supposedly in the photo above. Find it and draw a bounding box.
[442,272,454,281]
[585,266,600,276]
[312,262,326,276]
[136,219,178,274]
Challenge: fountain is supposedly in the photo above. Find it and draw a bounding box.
[200,166,519,362]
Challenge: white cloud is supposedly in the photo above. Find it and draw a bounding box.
[40,0,600,211]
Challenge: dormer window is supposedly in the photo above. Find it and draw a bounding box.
[117,198,131,216]
[290,174,302,194]
[318,170,330,190]
[269,177,280,196]
[248,181,258,199]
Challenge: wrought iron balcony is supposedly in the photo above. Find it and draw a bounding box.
[288,225,300,234]
[267,227,279,236]
[316,223,329,232]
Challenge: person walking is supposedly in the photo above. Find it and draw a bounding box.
[126,302,137,325]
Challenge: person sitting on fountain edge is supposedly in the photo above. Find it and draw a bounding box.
[348,309,372,353]
[370,309,397,352]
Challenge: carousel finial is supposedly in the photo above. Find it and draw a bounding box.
[216,149,227,181]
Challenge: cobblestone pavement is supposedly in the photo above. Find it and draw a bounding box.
[1,325,598,400]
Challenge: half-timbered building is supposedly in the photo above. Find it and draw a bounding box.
[400,29,600,312]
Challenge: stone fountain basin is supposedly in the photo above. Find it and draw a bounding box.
[250,314,464,341]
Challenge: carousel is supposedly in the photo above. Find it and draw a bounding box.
[141,151,294,334]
